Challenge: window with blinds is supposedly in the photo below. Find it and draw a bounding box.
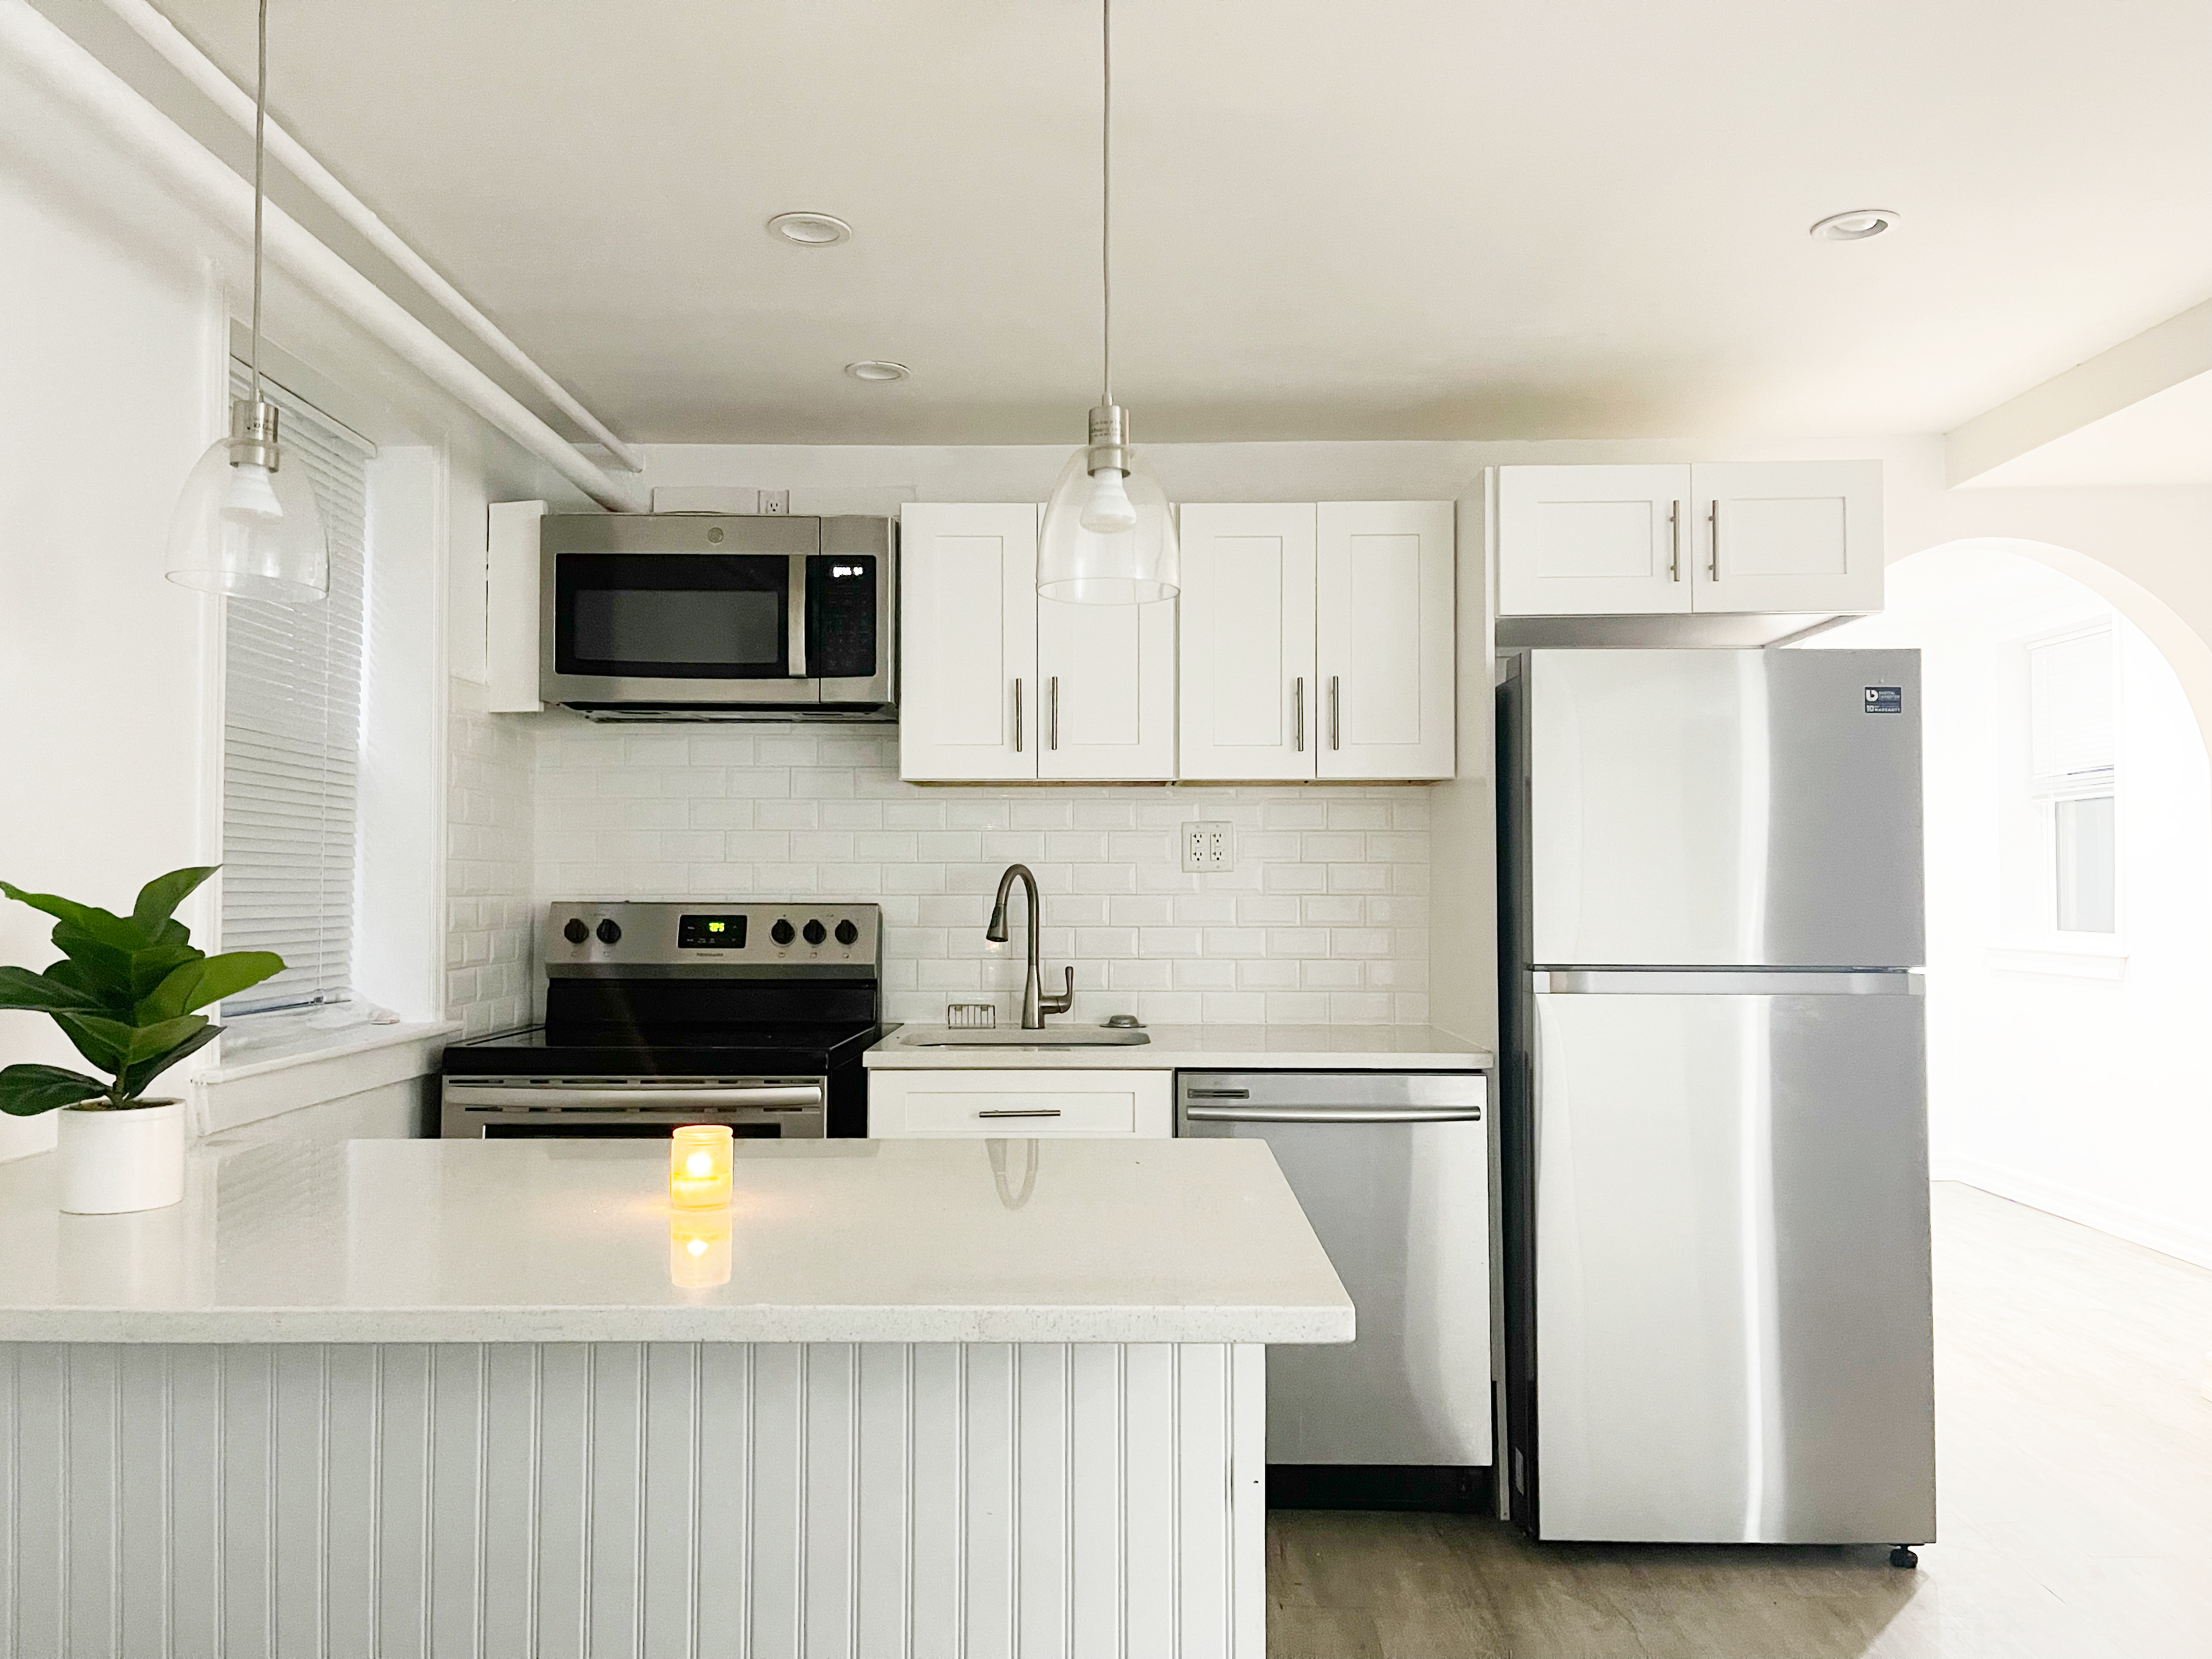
[2028,627,2115,783]
[221,365,371,1013]
[2026,624,2118,935]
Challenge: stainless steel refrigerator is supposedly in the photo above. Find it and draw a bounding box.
[1496,648,1937,1551]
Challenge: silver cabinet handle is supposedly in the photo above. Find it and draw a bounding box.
[443,1084,823,1110]
[1049,675,1059,750]
[1329,676,1340,751]
[1184,1104,1482,1124]
[977,1108,1062,1119]
[1294,678,1304,752]
[1707,500,1719,580]
[1013,678,1024,752]
[787,553,809,678]
[1668,500,1681,582]
[1185,1087,1250,1100]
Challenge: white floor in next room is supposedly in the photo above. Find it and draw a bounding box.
[1266,1182,2212,1659]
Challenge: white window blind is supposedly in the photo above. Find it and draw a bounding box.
[2028,628,2115,782]
[221,365,371,1013]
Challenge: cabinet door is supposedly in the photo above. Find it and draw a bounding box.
[1037,595,1177,781]
[1315,501,1455,780]
[1177,504,1316,780]
[1496,465,1693,617]
[1691,461,1883,615]
[867,1070,1172,1137]
[899,504,1038,781]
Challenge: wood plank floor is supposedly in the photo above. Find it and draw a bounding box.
[1267,1181,2212,1658]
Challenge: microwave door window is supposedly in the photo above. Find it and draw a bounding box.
[557,554,791,678]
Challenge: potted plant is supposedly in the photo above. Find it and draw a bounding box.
[0,866,280,1214]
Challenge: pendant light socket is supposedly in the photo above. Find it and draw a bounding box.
[1086,403,1128,475]
[228,397,282,471]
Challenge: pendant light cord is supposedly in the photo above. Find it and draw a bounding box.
[1100,0,1111,408]
[250,0,267,403]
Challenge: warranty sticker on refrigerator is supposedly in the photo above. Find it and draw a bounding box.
[1864,685,1904,714]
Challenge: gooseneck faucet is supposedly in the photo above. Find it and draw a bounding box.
[986,864,1074,1029]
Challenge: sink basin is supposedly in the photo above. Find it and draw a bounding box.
[896,1026,1151,1048]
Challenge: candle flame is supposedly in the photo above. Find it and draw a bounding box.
[685,1151,713,1177]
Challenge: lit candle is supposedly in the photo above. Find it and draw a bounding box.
[669,1124,735,1209]
[669,1208,733,1288]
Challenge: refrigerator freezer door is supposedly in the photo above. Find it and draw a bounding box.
[1526,649,1924,968]
[1530,988,1936,1544]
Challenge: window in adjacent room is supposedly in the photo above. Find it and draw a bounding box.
[219,364,373,1012]
[2027,624,2118,935]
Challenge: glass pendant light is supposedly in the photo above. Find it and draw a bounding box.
[1037,0,1178,606]
[166,0,327,606]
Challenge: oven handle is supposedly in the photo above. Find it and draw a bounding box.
[442,1084,825,1111]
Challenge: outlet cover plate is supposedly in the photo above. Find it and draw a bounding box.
[1181,821,1233,873]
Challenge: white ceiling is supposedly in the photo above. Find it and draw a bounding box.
[96,0,2212,445]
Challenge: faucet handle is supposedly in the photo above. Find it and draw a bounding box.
[1040,965,1075,1016]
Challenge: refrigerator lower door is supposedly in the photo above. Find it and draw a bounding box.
[1531,988,1934,1544]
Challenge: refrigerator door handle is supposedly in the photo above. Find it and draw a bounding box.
[1532,969,1923,995]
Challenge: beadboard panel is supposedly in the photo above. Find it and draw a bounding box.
[0,1341,1262,1659]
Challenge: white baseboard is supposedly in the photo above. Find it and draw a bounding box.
[1934,1155,2212,1271]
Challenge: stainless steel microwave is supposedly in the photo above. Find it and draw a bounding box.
[540,514,896,720]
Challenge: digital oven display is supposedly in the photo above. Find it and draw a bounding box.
[678,915,748,949]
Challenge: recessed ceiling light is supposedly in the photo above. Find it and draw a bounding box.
[767,212,853,247]
[844,360,910,382]
[1810,208,1899,242]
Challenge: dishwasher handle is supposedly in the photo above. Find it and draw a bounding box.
[1183,1104,1482,1124]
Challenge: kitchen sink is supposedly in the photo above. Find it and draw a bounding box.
[895,1026,1151,1048]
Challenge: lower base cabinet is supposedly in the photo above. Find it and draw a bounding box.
[868,1069,1174,1137]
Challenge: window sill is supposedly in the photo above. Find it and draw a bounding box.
[1984,945,2129,982]
[199,1014,461,1136]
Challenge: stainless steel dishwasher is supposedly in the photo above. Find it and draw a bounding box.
[1177,1071,1491,1500]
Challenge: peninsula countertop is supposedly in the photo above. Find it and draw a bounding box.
[865,1022,1492,1071]
[0,1137,1353,1347]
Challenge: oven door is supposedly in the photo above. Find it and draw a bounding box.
[440,1078,829,1139]
[540,514,821,706]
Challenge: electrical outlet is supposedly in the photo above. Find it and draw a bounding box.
[758,490,791,515]
[1181,821,1233,873]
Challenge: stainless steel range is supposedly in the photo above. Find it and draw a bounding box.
[439,901,883,1139]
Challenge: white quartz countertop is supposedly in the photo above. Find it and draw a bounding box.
[0,1137,1353,1347]
[865,1022,1491,1071]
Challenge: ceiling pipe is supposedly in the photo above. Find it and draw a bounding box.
[0,0,646,512]
[93,0,645,475]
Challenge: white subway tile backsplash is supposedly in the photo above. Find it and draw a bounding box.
[514,720,1430,1026]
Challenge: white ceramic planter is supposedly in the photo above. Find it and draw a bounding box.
[56,1099,185,1215]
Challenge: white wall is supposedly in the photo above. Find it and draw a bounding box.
[1821,550,2212,1267]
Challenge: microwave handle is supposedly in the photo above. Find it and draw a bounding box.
[788,554,809,678]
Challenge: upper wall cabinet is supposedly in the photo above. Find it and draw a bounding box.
[1180,502,1455,782]
[1496,462,1882,618]
[900,504,1176,783]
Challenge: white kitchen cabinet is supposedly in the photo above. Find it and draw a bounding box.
[1691,460,1883,615]
[1316,501,1456,780]
[1037,592,1178,780]
[1496,461,1882,618]
[1177,504,1317,780]
[901,504,1176,782]
[1495,466,1692,618]
[867,1069,1175,1138]
[1180,502,1454,781]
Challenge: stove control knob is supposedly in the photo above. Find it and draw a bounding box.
[596,918,622,945]
[770,918,795,946]
[802,919,827,946]
[562,918,589,945]
[834,918,860,946]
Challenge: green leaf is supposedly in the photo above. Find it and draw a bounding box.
[42,960,136,1017]
[0,882,146,951]
[0,966,109,1015]
[139,951,284,1022]
[48,924,137,995]
[131,867,216,943]
[0,1063,111,1116]
[116,1023,220,1100]
[52,1011,132,1075]
[127,944,204,1001]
